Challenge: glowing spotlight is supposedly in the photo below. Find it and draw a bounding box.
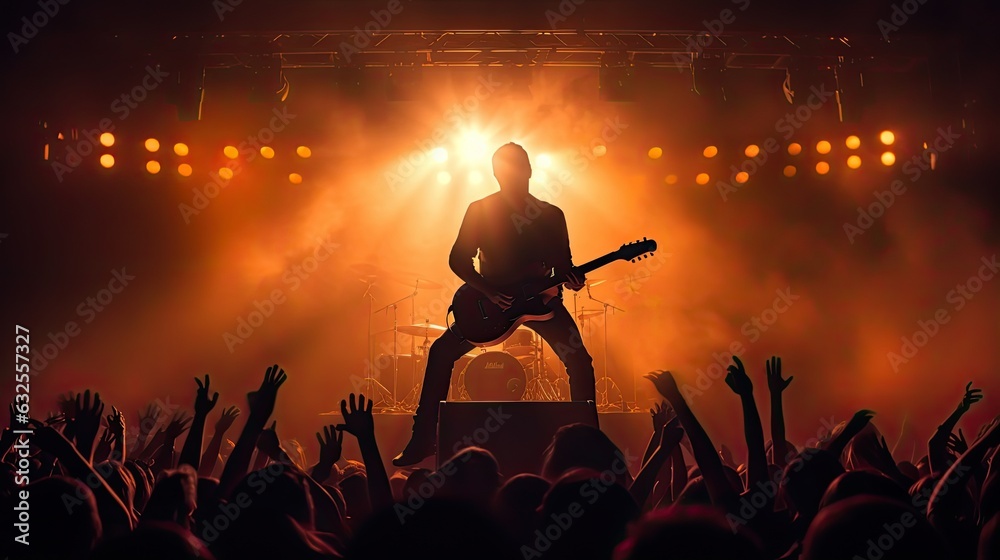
[174,143,189,156]
[815,161,830,175]
[881,151,896,166]
[469,170,483,184]
[665,174,678,185]
[296,146,312,158]
[695,173,710,185]
[816,140,832,154]
[437,171,451,185]
[845,135,861,149]
[218,167,234,180]
[788,143,802,156]
[702,146,718,158]
[99,133,115,147]
[459,131,489,161]
[536,153,553,168]
[847,155,862,169]
[744,145,759,158]
[178,163,193,176]
[223,145,239,159]
[880,130,895,145]
[289,173,303,184]
[431,147,448,163]
[592,144,607,157]
[145,138,160,152]
[648,147,663,160]
[534,170,549,184]
[783,165,797,177]
[146,160,161,174]
[99,154,114,168]
[260,146,275,159]
[735,171,749,184]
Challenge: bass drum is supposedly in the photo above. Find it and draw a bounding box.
[458,352,526,401]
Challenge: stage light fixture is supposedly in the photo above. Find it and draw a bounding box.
[880,130,895,145]
[783,165,797,177]
[219,167,234,180]
[816,140,831,154]
[146,161,161,174]
[593,144,607,157]
[744,145,759,157]
[881,151,895,165]
[260,146,275,159]
[788,143,802,156]
[735,172,749,184]
[431,147,448,162]
[847,155,862,169]
[100,154,115,168]
[145,138,160,152]
[695,173,710,185]
[224,146,239,159]
[665,174,678,185]
[178,163,193,176]
[648,147,663,159]
[536,153,552,168]
[703,146,718,158]
[845,135,861,149]
[816,162,830,175]
[99,133,115,147]
[174,143,189,156]
[289,173,303,184]
[296,146,312,158]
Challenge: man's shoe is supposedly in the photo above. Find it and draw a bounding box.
[392,434,436,467]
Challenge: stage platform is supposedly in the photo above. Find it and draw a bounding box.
[325,410,652,475]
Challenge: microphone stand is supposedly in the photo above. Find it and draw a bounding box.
[374,285,420,410]
[588,285,625,411]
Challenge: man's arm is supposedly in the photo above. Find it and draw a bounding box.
[449,202,488,290]
[549,206,585,289]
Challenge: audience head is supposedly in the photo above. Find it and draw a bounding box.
[541,423,633,487]
[437,446,502,508]
[90,521,214,560]
[493,473,550,545]
[780,449,844,519]
[820,470,911,510]
[23,477,102,560]
[615,506,765,560]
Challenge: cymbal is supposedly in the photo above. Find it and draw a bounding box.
[350,263,390,278]
[392,277,444,290]
[396,323,447,337]
[577,310,603,319]
[585,278,606,287]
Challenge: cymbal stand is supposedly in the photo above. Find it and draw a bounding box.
[361,279,394,409]
[374,286,419,411]
[588,286,625,411]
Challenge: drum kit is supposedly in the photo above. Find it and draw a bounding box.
[353,263,629,412]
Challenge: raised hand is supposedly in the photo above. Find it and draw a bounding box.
[644,370,682,402]
[164,412,192,440]
[651,401,673,432]
[317,424,343,466]
[106,406,126,440]
[72,390,105,456]
[138,403,161,433]
[765,356,792,393]
[956,382,983,413]
[194,375,220,416]
[946,429,968,455]
[724,356,753,397]
[337,393,375,438]
[846,409,876,436]
[247,364,287,420]
[655,417,684,457]
[215,406,240,433]
[257,420,282,459]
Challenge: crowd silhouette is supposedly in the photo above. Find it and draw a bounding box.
[1,357,997,559]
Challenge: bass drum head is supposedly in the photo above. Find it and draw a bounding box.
[460,352,526,401]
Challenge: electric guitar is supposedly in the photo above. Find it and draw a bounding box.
[448,238,657,346]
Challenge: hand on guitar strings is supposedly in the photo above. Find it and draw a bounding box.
[564,271,586,291]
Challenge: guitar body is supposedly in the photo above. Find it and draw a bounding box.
[447,238,656,346]
[450,283,555,346]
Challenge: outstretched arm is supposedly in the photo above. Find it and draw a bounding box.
[645,370,738,510]
[825,409,875,460]
[725,357,768,496]
[337,393,392,512]
[765,356,793,468]
[153,413,192,475]
[929,417,1000,527]
[630,418,683,509]
[311,424,343,484]
[218,364,287,500]
[928,382,981,473]
[199,406,239,477]
[179,375,220,470]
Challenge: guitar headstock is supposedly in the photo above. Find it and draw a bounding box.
[617,237,657,263]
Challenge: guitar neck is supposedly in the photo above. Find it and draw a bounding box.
[534,252,619,293]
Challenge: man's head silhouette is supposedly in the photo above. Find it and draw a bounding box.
[492,142,532,193]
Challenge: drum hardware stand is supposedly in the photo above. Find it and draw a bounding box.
[360,279,395,410]
[373,283,420,411]
[588,285,625,411]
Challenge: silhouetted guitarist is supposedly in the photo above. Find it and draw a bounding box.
[393,142,596,466]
